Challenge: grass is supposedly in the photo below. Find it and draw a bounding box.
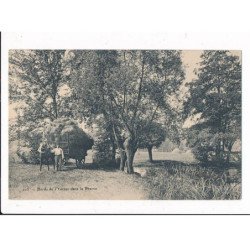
[135,160,241,200]
[9,149,241,200]
[134,149,197,164]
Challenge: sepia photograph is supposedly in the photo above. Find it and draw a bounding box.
[1,1,250,250]
[8,48,242,200]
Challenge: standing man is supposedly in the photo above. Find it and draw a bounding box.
[52,145,64,171]
[38,139,49,171]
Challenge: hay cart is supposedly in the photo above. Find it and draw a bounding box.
[58,133,88,168]
[38,119,94,168]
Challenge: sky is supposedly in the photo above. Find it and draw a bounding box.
[181,50,242,83]
[181,50,202,83]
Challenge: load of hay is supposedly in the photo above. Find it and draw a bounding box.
[17,118,94,164]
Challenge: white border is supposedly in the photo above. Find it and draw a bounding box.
[1,32,250,214]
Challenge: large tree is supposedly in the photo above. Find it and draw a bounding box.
[9,50,76,150]
[9,50,68,123]
[184,51,241,162]
[68,50,184,173]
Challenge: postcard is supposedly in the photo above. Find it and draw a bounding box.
[1,32,249,214]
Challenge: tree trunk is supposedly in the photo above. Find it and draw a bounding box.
[119,149,126,171]
[124,136,136,174]
[125,147,135,174]
[52,95,58,119]
[110,136,116,160]
[147,146,153,162]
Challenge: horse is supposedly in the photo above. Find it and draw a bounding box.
[39,144,55,171]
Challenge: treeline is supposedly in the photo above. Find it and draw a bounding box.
[9,50,241,172]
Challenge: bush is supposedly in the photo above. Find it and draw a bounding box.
[186,128,218,163]
[92,120,117,167]
[17,147,40,164]
[92,146,119,168]
[192,146,210,162]
[185,127,241,164]
[92,157,119,168]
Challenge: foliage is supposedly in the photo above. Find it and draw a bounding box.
[16,147,40,164]
[137,121,166,162]
[157,138,177,152]
[138,122,166,149]
[68,50,184,172]
[9,50,70,122]
[184,51,241,162]
[9,50,80,163]
[92,118,116,163]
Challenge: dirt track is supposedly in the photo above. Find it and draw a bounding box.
[9,163,150,200]
[9,151,197,200]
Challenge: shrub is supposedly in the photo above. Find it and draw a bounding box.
[16,147,40,164]
[91,117,118,167]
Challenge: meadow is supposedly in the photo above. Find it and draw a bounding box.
[133,150,241,200]
[9,149,241,200]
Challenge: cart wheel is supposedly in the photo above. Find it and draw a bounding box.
[76,159,84,168]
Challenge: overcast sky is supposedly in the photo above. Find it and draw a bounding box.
[182,50,202,83]
[181,50,242,83]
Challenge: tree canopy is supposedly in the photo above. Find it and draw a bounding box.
[9,50,74,122]
[68,50,184,172]
[184,51,241,162]
[137,121,166,162]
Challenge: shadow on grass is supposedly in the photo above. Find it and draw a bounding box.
[134,160,194,168]
[134,159,241,172]
[62,162,120,172]
[94,164,120,172]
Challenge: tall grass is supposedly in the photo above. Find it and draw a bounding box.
[142,162,241,200]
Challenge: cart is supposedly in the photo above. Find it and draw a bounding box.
[58,133,88,168]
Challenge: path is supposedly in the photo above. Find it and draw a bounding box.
[9,163,150,200]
